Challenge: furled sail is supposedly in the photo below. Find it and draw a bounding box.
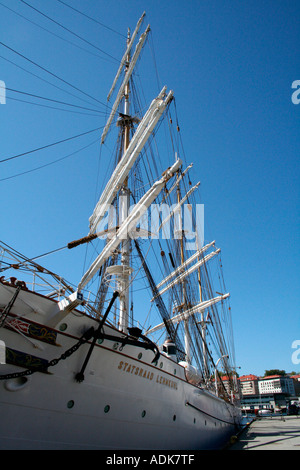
[152,248,221,298]
[101,23,151,144]
[107,12,146,102]
[156,240,216,289]
[146,293,230,335]
[78,159,182,291]
[89,87,173,234]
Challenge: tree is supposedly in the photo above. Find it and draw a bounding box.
[264,369,286,377]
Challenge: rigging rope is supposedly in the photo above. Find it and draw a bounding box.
[0,54,103,109]
[19,0,120,63]
[0,41,111,109]
[0,137,100,183]
[0,127,101,164]
[3,86,104,114]
[0,2,118,63]
[4,95,102,117]
[55,0,127,38]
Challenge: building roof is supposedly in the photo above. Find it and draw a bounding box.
[260,375,282,380]
[221,376,230,381]
[238,374,259,382]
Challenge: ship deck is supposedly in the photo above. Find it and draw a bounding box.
[228,415,300,450]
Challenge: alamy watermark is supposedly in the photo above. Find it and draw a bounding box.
[95,198,204,251]
[291,340,300,365]
[291,80,300,105]
[0,80,6,105]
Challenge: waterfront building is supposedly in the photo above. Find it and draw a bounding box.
[291,375,300,396]
[259,375,295,396]
[238,374,297,414]
[238,374,259,396]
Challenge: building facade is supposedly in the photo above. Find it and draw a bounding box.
[291,375,300,396]
[238,374,298,414]
[238,374,259,396]
[259,375,295,396]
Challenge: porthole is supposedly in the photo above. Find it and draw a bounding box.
[97,338,103,344]
[104,405,110,413]
[205,420,207,426]
[194,418,196,424]
[59,323,67,331]
[138,352,142,360]
[173,415,176,421]
[141,410,146,418]
[67,400,74,409]
[174,369,177,375]
[159,362,163,368]
[113,343,119,350]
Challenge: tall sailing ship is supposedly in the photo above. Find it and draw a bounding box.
[0,13,241,450]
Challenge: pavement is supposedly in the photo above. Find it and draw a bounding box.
[228,415,300,450]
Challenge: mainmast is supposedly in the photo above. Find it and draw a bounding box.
[118,29,132,332]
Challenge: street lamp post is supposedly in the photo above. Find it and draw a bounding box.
[215,354,229,397]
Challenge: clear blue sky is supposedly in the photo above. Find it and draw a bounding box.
[0,0,299,377]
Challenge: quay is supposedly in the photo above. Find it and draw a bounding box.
[228,415,300,450]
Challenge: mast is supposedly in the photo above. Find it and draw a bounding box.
[123,29,131,154]
[176,172,191,363]
[76,15,180,332]
[196,233,209,380]
[118,29,132,332]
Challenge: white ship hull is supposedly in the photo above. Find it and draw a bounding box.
[0,283,241,450]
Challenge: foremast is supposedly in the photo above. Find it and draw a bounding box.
[76,14,177,335]
[118,29,132,332]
